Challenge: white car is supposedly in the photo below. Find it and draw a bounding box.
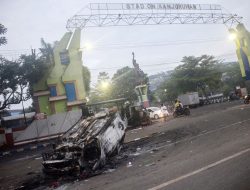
[146,107,165,119]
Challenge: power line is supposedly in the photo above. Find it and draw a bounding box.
[83,38,227,50]
[88,61,180,71]
[0,39,235,68]
[0,37,227,55]
[0,37,225,53]
[0,49,30,52]
[87,53,236,71]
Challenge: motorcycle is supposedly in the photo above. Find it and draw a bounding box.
[244,94,250,104]
[173,106,190,117]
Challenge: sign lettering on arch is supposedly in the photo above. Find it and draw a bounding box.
[125,3,198,10]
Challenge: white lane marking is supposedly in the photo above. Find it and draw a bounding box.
[148,147,250,190]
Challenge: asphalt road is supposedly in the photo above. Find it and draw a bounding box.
[66,101,250,190]
[1,101,250,190]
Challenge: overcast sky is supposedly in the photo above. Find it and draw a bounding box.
[0,0,249,109]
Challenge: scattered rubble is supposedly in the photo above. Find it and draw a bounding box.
[126,162,132,168]
[145,162,156,167]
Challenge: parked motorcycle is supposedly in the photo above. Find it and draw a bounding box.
[173,106,190,117]
[244,94,250,104]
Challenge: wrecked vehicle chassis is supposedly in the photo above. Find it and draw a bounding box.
[42,112,127,175]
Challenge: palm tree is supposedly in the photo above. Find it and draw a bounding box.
[39,38,54,65]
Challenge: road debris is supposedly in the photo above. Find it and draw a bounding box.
[103,168,116,173]
[136,147,141,151]
[127,162,132,167]
[134,138,141,141]
[145,162,156,167]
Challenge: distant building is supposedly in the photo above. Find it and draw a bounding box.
[33,29,88,115]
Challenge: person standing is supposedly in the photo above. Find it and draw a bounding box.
[161,104,169,121]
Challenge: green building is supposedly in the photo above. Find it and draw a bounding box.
[33,29,88,115]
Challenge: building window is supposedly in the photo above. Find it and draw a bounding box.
[60,50,70,65]
[65,83,76,102]
[49,86,57,97]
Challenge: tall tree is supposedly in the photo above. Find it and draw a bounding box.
[97,72,110,83]
[156,55,223,101]
[0,58,29,110]
[219,62,245,95]
[19,54,50,95]
[0,28,54,110]
[39,38,54,65]
[0,24,29,110]
[111,66,148,101]
[89,67,149,103]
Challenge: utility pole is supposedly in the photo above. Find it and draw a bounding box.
[21,97,28,128]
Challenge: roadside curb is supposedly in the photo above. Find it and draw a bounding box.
[0,133,155,158]
[0,119,172,158]
[0,143,51,157]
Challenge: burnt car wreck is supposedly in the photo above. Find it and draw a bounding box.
[42,107,127,176]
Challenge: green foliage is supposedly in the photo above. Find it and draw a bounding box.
[0,32,53,110]
[39,38,54,65]
[0,57,29,110]
[111,66,149,101]
[156,56,245,102]
[156,55,223,102]
[0,58,20,91]
[98,72,110,82]
[218,62,245,95]
[0,24,30,110]
[82,65,91,94]
[20,54,49,85]
[111,67,138,100]
[89,67,149,103]
[19,54,50,98]
[174,55,222,92]
[0,53,52,110]
[0,23,7,46]
[88,55,244,105]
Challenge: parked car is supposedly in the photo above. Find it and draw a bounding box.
[146,107,164,119]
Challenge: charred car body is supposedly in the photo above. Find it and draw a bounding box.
[42,108,127,175]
